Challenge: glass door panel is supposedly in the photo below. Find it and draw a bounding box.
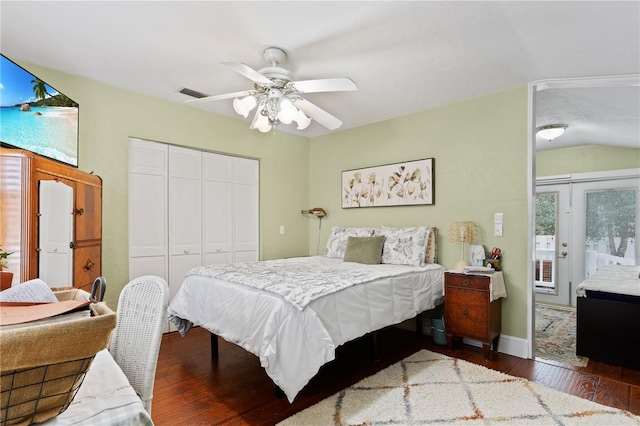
[535,184,571,306]
[571,178,639,306]
[585,188,637,276]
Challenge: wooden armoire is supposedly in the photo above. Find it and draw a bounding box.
[0,148,102,292]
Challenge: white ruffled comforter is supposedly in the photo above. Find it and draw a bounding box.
[168,256,444,402]
[576,264,640,297]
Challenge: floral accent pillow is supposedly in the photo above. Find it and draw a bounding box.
[325,227,376,258]
[376,226,430,266]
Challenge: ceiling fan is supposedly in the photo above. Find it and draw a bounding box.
[184,47,357,132]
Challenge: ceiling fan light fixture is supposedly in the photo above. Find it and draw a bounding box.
[294,109,311,130]
[253,109,272,132]
[536,123,568,141]
[233,95,257,118]
[277,96,296,124]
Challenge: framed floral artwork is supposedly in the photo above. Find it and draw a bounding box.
[342,158,434,208]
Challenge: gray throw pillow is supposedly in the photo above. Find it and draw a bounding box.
[343,236,385,264]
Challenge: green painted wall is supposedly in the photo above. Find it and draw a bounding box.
[12,61,531,340]
[15,61,311,308]
[536,145,640,176]
[309,86,530,339]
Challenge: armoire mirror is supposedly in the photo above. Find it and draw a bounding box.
[38,180,74,287]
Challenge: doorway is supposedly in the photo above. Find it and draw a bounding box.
[533,172,639,363]
[528,74,640,361]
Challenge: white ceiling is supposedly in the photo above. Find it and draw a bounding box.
[1,1,639,149]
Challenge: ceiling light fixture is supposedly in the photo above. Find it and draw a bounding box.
[238,89,312,133]
[185,47,357,133]
[536,124,568,141]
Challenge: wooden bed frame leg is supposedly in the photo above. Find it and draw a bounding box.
[210,333,219,359]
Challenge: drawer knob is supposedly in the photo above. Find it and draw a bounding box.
[83,258,95,272]
[463,310,469,318]
[462,280,472,286]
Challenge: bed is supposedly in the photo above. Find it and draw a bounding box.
[168,226,444,402]
[575,264,640,370]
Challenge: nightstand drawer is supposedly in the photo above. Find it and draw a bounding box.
[445,286,488,340]
[445,273,489,291]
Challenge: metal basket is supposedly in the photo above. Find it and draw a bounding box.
[0,356,94,425]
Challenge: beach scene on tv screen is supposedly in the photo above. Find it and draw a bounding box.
[0,56,78,167]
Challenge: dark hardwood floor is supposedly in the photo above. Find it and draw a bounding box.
[152,326,640,425]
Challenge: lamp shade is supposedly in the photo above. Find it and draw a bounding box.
[294,109,312,130]
[277,96,296,124]
[448,221,478,243]
[233,95,257,118]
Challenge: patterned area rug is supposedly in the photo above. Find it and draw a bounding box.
[535,303,588,367]
[278,350,639,425]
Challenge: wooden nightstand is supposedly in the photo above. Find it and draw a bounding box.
[444,272,501,359]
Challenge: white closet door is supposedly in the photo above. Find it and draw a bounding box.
[129,139,168,281]
[168,146,202,301]
[203,152,233,265]
[233,157,259,262]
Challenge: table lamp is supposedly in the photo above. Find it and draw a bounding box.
[448,221,478,270]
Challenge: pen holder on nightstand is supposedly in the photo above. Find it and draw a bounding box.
[484,258,501,271]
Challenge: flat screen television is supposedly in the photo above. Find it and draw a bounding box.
[0,54,79,167]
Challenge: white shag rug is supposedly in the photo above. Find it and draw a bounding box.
[278,349,640,425]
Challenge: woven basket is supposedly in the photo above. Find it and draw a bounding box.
[0,290,116,425]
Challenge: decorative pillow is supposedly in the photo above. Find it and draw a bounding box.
[343,236,386,264]
[423,227,438,263]
[325,227,376,258]
[375,226,430,266]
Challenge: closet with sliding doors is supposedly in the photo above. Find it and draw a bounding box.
[127,139,259,330]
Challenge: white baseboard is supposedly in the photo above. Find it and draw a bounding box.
[397,316,531,360]
[461,334,529,359]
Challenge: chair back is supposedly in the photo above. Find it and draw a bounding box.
[109,275,169,415]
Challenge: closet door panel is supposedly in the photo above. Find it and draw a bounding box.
[129,139,168,280]
[129,174,167,257]
[169,146,202,257]
[169,254,201,300]
[203,180,232,256]
[233,157,259,260]
[130,256,167,283]
[203,152,232,261]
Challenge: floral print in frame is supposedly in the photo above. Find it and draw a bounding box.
[342,158,434,208]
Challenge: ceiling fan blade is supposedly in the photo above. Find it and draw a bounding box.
[185,90,255,104]
[221,61,273,85]
[290,77,357,94]
[293,97,343,130]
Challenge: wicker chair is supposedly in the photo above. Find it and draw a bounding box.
[109,275,169,416]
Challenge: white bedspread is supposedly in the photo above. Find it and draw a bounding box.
[168,256,445,402]
[576,264,640,297]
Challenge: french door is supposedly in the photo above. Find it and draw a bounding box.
[536,175,639,307]
[535,184,571,305]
